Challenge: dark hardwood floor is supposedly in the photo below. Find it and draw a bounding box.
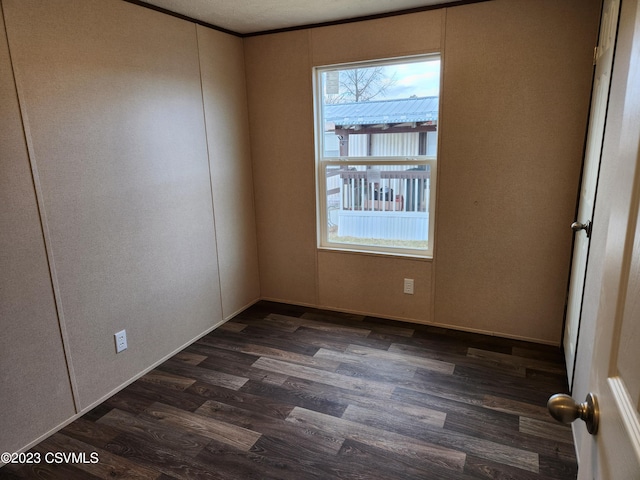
[1,301,576,479]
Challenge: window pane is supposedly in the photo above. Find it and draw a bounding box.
[321,59,440,158]
[325,164,431,250]
[316,55,439,257]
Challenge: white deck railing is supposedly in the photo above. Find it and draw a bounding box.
[327,168,430,213]
[326,167,430,241]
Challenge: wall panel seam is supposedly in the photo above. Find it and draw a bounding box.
[195,23,225,322]
[241,37,265,297]
[238,37,263,302]
[1,1,80,413]
[309,27,321,307]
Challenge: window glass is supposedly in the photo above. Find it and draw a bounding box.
[315,56,440,257]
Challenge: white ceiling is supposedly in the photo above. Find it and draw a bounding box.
[136,0,461,35]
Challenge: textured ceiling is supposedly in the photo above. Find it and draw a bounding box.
[134,0,460,35]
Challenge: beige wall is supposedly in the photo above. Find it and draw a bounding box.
[1,0,258,454]
[244,10,444,319]
[245,0,600,342]
[318,251,433,322]
[310,9,444,66]
[434,0,600,342]
[0,5,76,456]
[197,25,261,319]
[244,30,318,305]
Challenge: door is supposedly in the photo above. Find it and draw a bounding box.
[577,0,640,476]
[564,0,620,389]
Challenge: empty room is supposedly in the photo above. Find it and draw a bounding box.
[1,0,639,478]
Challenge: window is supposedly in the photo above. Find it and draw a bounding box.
[314,55,440,258]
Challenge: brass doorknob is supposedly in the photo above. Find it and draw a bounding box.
[547,392,599,435]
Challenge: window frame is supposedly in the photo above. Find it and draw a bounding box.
[313,54,440,259]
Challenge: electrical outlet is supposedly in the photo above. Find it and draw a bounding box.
[114,330,127,353]
[403,278,414,294]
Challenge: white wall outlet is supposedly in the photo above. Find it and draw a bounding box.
[114,329,127,353]
[403,278,414,294]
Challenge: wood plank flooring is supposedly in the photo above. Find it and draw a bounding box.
[1,301,577,479]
